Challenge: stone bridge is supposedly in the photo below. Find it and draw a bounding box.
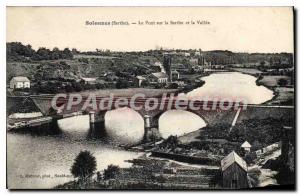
[8,94,295,141]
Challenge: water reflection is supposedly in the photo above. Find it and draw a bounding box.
[57,115,90,138]
[105,107,144,145]
[7,133,142,189]
[159,110,206,139]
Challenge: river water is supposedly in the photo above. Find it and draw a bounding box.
[7,72,274,189]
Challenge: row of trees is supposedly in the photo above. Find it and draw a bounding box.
[204,51,293,66]
[7,42,74,61]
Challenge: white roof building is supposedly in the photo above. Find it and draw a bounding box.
[241,141,252,148]
[221,151,248,172]
[154,61,162,66]
[81,77,100,85]
[148,72,169,83]
[10,76,30,89]
[136,76,146,87]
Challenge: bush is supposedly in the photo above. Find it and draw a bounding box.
[103,164,121,180]
[278,78,288,86]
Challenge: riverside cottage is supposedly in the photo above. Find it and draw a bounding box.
[221,151,248,189]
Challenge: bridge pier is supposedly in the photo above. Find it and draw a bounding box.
[49,118,61,134]
[89,111,95,123]
[143,115,151,142]
[143,114,161,143]
[88,111,107,138]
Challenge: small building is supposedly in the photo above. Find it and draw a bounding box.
[211,65,225,69]
[221,151,248,189]
[81,77,98,84]
[103,72,119,81]
[173,80,185,87]
[171,70,180,81]
[195,51,201,56]
[10,76,30,89]
[189,58,198,66]
[154,61,162,67]
[241,141,252,153]
[136,75,146,87]
[184,52,190,57]
[153,61,165,73]
[147,72,169,83]
[192,65,204,73]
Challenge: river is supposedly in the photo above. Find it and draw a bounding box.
[7,72,274,189]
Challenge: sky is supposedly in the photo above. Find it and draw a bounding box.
[6,7,294,53]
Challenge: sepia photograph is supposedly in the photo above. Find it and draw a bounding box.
[6,6,295,190]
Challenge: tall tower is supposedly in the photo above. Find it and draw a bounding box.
[197,49,205,66]
[163,55,172,80]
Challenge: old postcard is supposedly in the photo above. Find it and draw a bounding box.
[6,7,295,190]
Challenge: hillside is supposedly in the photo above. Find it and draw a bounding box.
[7,42,294,84]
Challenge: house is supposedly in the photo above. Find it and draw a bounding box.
[221,151,248,189]
[241,141,252,153]
[211,65,225,69]
[189,58,198,66]
[10,76,30,89]
[81,77,98,84]
[147,72,169,83]
[173,80,185,87]
[192,65,204,73]
[136,75,146,87]
[154,61,162,67]
[171,70,180,81]
[184,52,190,57]
[103,72,119,81]
[153,61,165,73]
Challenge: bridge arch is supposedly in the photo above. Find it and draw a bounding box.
[151,109,209,128]
[104,107,145,144]
[153,109,207,139]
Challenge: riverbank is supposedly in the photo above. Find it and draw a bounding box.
[231,68,294,106]
[256,76,294,106]
[55,153,221,189]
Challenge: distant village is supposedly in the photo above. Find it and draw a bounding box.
[7,42,293,96]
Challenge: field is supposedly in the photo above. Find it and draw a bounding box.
[268,87,294,105]
[74,54,118,59]
[231,68,263,75]
[78,88,179,97]
[258,75,291,87]
[257,75,293,105]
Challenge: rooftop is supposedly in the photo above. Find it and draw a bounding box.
[241,141,252,148]
[221,151,247,172]
[136,76,146,80]
[81,77,98,82]
[151,72,169,79]
[11,76,30,82]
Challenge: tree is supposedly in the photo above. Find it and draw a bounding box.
[155,174,166,188]
[37,47,52,59]
[160,135,180,151]
[116,78,129,89]
[96,171,102,182]
[103,164,120,180]
[62,48,73,59]
[51,47,60,59]
[7,42,34,60]
[71,150,97,182]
